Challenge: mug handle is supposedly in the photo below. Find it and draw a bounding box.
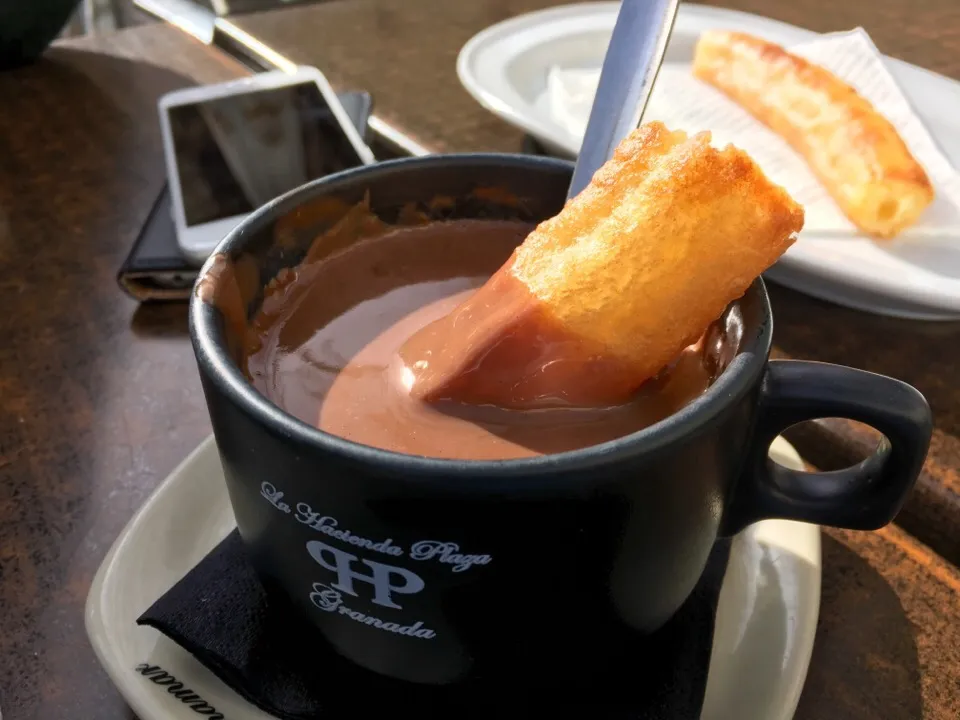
[721,360,932,536]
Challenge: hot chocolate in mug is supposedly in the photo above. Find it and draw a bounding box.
[189,155,932,685]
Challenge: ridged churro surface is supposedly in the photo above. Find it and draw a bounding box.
[403,122,804,408]
[509,123,803,389]
[693,30,933,238]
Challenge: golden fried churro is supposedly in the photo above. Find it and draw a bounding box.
[692,30,933,238]
[398,122,804,409]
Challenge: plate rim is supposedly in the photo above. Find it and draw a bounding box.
[456,2,819,155]
[456,1,960,317]
[84,436,224,720]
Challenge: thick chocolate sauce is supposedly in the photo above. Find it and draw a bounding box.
[240,218,738,460]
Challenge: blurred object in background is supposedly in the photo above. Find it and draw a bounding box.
[206,0,329,14]
[54,0,333,42]
[1,0,81,67]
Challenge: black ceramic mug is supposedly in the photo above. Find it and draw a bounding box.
[189,155,932,686]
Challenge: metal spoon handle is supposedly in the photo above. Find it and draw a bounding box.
[567,0,680,199]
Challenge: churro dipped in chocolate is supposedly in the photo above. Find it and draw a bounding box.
[398,122,804,409]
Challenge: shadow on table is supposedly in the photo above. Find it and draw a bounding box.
[0,48,224,720]
[794,534,922,719]
[768,281,960,565]
[767,282,960,440]
[131,302,190,337]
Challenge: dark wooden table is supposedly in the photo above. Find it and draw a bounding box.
[1,2,959,719]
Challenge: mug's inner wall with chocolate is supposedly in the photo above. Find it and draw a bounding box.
[198,158,754,461]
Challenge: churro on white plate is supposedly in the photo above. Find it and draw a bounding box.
[693,30,934,239]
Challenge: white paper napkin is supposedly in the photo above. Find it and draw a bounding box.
[546,28,960,238]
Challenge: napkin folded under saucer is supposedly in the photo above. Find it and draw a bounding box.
[138,530,732,719]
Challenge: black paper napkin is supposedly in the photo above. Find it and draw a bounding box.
[138,530,731,719]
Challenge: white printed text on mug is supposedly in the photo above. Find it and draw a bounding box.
[310,583,436,638]
[260,481,494,570]
[261,480,494,641]
[307,540,436,639]
[307,540,424,610]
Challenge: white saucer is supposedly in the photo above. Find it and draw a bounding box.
[85,434,820,720]
[457,2,960,320]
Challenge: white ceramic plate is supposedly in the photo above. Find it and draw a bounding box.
[86,435,820,720]
[457,2,960,320]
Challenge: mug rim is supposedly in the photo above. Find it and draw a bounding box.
[189,153,774,483]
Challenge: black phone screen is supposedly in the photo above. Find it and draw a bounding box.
[166,81,367,227]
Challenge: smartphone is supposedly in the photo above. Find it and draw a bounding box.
[158,66,375,265]
[119,90,374,302]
